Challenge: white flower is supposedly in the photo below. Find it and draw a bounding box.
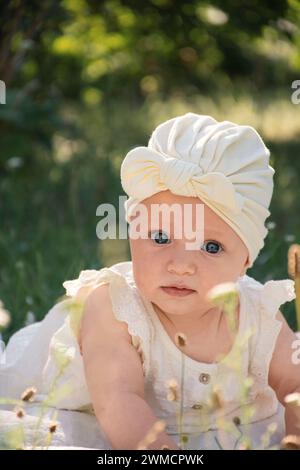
[207,282,239,306]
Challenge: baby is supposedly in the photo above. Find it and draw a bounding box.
[0,113,300,450]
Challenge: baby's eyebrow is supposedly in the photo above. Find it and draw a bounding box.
[204,229,225,238]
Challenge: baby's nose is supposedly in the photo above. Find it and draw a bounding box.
[167,255,196,276]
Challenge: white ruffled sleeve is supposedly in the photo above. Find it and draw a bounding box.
[246,276,296,387]
[41,264,152,410]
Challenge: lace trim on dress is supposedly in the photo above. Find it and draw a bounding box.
[242,276,296,388]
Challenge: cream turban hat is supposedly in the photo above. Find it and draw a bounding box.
[121,113,274,268]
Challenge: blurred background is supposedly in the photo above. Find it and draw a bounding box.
[0,0,300,340]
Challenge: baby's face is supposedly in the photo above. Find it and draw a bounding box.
[129,190,249,318]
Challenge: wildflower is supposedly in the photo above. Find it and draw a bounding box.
[207,282,239,309]
[175,332,187,348]
[48,421,58,434]
[232,416,241,426]
[136,420,166,450]
[21,386,37,402]
[165,378,179,402]
[152,420,166,434]
[209,387,225,410]
[238,437,252,450]
[14,406,25,418]
[0,301,10,330]
[207,282,239,332]
[267,422,278,434]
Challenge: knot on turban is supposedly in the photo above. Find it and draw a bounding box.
[121,112,275,268]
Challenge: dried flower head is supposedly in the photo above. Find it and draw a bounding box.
[14,406,25,419]
[48,421,58,434]
[21,386,37,402]
[232,416,241,426]
[287,244,300,279]
[174,332,187,348]
[165,378,179,402]
[209,387,225,410]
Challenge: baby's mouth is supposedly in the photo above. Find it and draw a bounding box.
[160,285,196,297]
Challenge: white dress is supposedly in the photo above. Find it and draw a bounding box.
[0,261,296,450]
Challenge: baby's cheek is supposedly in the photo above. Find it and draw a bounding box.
[132,265,151,295]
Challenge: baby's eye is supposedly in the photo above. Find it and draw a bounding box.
[201,240,223,254]
[150,230,171,245]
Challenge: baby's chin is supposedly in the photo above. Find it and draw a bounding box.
[152,294,207,316]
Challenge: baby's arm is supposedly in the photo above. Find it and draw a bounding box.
[80,284,179,450]
[268,311,300,436]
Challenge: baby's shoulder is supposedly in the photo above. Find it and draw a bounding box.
[80,283,132,350]
[81,284,129,338]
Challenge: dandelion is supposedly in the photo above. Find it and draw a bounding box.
[0,301,10,330]
[21,387,37,402]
